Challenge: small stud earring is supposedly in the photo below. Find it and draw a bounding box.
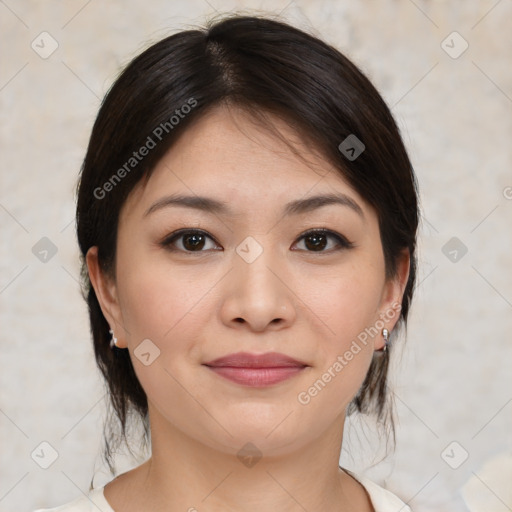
[382,328,389,352]
[109,328,118,349]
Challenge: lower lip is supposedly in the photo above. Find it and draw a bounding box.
[205,366,305,387]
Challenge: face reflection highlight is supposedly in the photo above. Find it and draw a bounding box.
[90,106,406,459]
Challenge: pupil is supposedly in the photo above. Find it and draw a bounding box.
[184,233,205,250]
[306,233,326,251]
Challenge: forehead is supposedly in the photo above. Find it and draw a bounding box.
[121,105,373,221]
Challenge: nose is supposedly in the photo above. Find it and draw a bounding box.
[219,243,297,333]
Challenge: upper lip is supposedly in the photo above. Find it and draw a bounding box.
[203,352,308,368]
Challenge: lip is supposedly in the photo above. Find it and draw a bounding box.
[203,352,308,387]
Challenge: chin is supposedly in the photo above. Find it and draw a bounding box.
[209,413,309,454]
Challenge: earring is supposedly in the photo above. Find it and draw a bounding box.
[382,328,389,352]
[109,328,118,349]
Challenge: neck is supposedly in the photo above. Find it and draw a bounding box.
[125,405,371,512]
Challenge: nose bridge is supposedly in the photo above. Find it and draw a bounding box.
[233,234,282,295]
[220,233,295,330]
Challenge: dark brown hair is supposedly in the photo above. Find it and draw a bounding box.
[76,14,419,478]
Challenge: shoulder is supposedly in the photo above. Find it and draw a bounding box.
[33,474,411,512]
[346,469,413,512]
[32,487,114,512]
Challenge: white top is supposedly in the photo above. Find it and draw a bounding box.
[33,471,412,512]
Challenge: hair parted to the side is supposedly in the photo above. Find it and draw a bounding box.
[75,13,419,482]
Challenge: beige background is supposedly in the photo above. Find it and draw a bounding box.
[1,1,511,511]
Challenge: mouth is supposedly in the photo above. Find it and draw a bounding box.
[203,352,309,387]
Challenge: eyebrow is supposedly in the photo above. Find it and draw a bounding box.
[143,192,364,219]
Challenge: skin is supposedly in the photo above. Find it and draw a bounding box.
[87,105,410,512]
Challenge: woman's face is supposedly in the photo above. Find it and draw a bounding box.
[88,106,408,458]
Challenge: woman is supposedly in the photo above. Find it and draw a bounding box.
[36,13,418,512]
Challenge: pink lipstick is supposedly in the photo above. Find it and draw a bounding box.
[203,352,308,387]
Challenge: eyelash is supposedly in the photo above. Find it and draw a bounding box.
[159,228,355,255]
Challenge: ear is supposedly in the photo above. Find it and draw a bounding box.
[375,248,410,350]
[86,246,128,348]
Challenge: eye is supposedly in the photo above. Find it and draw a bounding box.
[292,229,354,252]
[160,228,354,254]
[160,229,221,253]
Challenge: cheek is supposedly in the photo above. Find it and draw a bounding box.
[115,249,217,344]
[304,259,384,348]
[296,261,383,402]
[114,257,215,426]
